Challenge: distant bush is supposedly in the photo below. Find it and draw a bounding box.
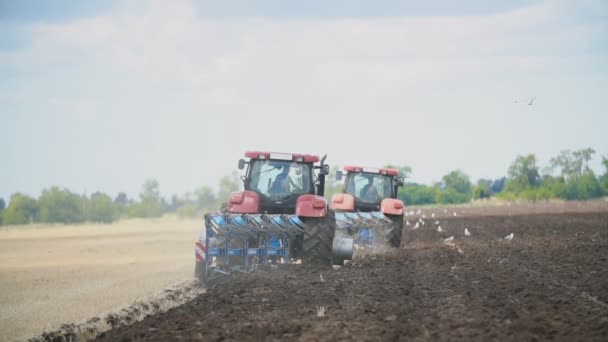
[398,183,438,205]
[176,202,198,218]
[38,187,86,224]
[87,192,119,223]
[561,172,603,200]
[436,188,470,204]
[128,180,164,218]
[2,193,38,225]
[0,197,5,225]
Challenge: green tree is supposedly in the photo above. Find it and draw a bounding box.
[490,177,507,194]
[129,179,164,218]
[0,197,5,225]
[176,193,198,218]
[216,172,241,207]
[398,183,437,205]
[543,149,603,200]
[38,187,85,224]
[441,170,472,195]
[562,171,603,200]
[2,193,38,225]
[436,188,470,204]
[505,154,541,193]
[88,192,119,223]
[114,192,130,217]
[548,148,595,180]
[194,186,217,211]
[473,179,492,199]
[600,155,608,195]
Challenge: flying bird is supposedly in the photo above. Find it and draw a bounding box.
[528,97,536,106]
[504,233,514,241]
[437,225,443,233]
[464,228,471,237]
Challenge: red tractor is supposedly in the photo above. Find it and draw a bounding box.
[195,151,353,283]
[330,166,405,250]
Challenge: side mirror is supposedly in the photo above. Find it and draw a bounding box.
[396,176,405,186]
[238,159,246,170]
[335,170,343,181]
[322,164,330,175]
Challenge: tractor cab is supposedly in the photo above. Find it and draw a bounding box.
[335,166,404,212]
[236,151,329,214]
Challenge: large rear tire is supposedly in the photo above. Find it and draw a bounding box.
[300,210,336,266]
[383,214,404,248]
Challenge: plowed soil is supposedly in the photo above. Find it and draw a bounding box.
[96,210,608,341]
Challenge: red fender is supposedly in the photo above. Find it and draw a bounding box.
[226,191,260,214]
[296,194,328,218]
[330,193,355,211]
[380,198,405,216]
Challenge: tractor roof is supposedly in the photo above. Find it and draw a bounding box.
[343,165,399,176]
[245,151,320,163]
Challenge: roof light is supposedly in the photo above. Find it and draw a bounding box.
[363,167,380,173]
[295,156,304,162]
[270,153,292,161]
[258,154,266,159]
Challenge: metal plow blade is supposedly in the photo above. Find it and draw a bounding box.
[335,211,396,249]
[201,213,305,282]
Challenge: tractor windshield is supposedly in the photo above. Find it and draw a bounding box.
[345,172,393,203]
[248,160,312,200]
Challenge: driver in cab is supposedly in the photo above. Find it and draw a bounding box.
[360,175,379,202]
[269,165,298,195]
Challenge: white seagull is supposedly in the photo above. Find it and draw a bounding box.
[504,233,514,241]
[437,225,443,233]
[413,222,420,230]
[431,213,435,218]
[443,236,454,243]
[406,220,410,226]
[464,228,471,237]
[434,220,440,225]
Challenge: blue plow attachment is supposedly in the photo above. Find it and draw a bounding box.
[201,213,306,282]
[335,211,392,248]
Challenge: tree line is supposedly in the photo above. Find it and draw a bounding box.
[0,174,240,225]
[325,148,608,205]
[0,148,606,225]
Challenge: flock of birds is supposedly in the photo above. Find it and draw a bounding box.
[404,209,515,242]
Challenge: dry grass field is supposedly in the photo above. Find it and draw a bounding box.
[0,217,202,341]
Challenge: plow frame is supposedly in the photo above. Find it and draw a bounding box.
[335,211,396,248]
[201,213,307,282]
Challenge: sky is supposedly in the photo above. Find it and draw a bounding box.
[1,0,607,200]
